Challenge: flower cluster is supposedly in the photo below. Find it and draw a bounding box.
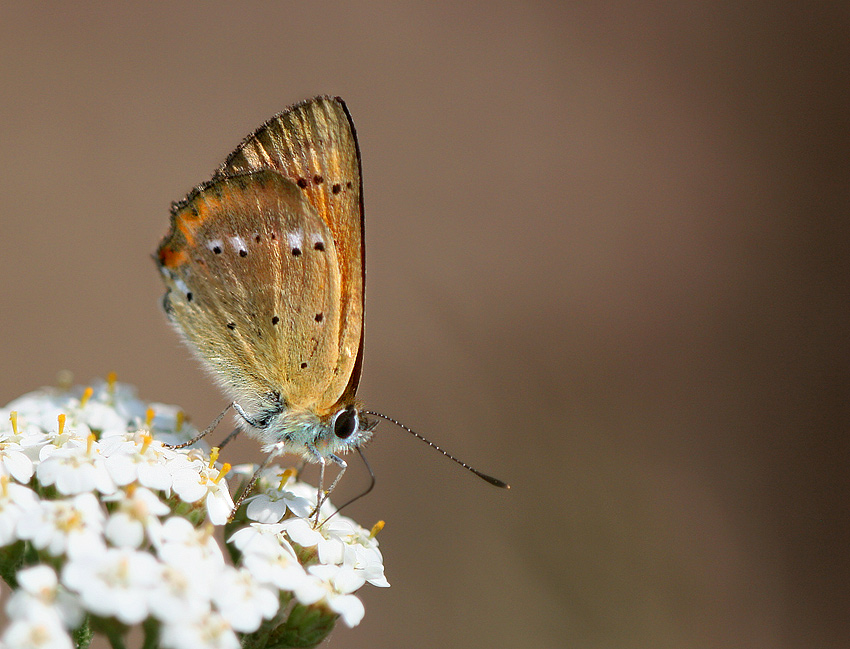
[0,377,388,649]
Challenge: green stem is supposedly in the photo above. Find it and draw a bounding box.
[142,618,160,649]
[102,624,127,649]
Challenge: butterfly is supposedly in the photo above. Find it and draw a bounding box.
[156,96,507,515]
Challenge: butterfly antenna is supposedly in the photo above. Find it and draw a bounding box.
[320,448,376,526]
[362,410,510,489]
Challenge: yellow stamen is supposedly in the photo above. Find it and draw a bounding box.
[208,447,220,468]
[57,414,66,436]
[145,408,155,428]
[176,410,184,432]
[0,476,8,498]
[370,520,385,538]
[125,482,137,497]
[278,467,297,490]
[107,371,117,394]
[9,412,17,436]
[86,433,96,455]
[214,463,231,483]
[80,386,93,408]
[140,433,153,455]
[58,511,82,532]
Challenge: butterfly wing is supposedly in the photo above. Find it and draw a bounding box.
[217,96,365,405]
[156,170,352,416]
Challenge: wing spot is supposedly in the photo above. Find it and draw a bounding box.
[313,175,324,185]
[315,313,323,322]
[332,183,341,194]
[186,292,193,302]
[272,316,280,325]
[300,362,308,369]
[255,234,261,242]
[227,322,236,330]
[296,178,308,189]
[314,241,325,251]
[239,249,248,257]
[346,181,353,189]
[292,247,302,256]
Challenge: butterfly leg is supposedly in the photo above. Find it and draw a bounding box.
[233,402,271,429]
[313,454,348,526]
[312,451,327,527]
[228,448,280,522]
[217,427,242,450]
[322,453,348,505]
[164,402,233,449]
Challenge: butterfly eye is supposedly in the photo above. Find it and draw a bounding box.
[333,408,358,440]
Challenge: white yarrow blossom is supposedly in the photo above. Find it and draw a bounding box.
[62,547,160,625]
[0,438,34,483]
[297,564,367,627]
[0,381,388,648]
[104,486,170,548]
[36,439,116,496]
[6,565,83,629]
[2,615,73,649]
[243,467,313,522]
[16,492,106,558]
[0,479,38,545]
[160,611,240,649]
[211,566,279,632]
[170,461,235,525]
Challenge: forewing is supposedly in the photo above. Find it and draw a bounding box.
[156,170,348,414]
[217,96,364,404]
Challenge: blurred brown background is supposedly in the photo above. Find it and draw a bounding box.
[1,3,848,648]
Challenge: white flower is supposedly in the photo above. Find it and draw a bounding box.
[148,553,214,623]
[4,390,70,433]
[2,615,73,649]
[0,411,47,461]
[280,516,347,565]
[36,439,116,496]
[243,545,310,593]
[171,461,234,525]
[37,417,91,461]
[0,438,34,483]
[244,471,313,523]
[211,566,278,632]
[0,479,38,546]
[98,433,177,491]
[61,547,159,625]
[90,380,148,426]
[74,396,131,438]
[228,522,292,558]
[296,564,366,627]
[160,612,240,649]
[16,493,105,558]
[343,543,390,588]
[6,565,83,628]
[152,517,225,569]
[104,486,170,548]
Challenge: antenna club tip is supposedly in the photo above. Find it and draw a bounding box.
[474,471,510,489]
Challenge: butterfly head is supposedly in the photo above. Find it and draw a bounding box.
[248,397,377,459]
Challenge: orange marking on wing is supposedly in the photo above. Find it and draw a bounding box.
[176,217,197,246]
[158,246,188,268]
